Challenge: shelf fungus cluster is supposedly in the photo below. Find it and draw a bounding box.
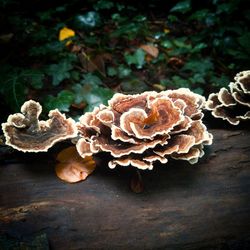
[76,88,213,170]
[206,70,250,125]
[2,88,213,171]
[1,100,78,152]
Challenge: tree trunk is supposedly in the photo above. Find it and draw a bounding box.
[0,128,250,249]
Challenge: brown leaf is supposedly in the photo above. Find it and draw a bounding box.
[168,57,184,68]
[88,54,106,75]
[130,170,144,193]
[70,44,82,53]
[0,33,13,43]
[140,44,159,58]
[79,51,111,76]
[55,146,96,183]
[153,84,166,91]
[71,102,86,109]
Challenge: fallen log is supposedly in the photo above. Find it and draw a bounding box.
[0,129,250,249]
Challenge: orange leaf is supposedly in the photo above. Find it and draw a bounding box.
[164,28,170,34]
[71,102,87,110]
[59,27,75,46]
[55,146,96,183]
[140,44,159,58]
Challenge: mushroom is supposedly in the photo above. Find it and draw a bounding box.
[1,100,78,152]
[55,146,96,183]
[206,70,250,125]
[2,89,213,171]
[77,88,213,170]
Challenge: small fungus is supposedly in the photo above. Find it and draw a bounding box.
[55,146,96,183]
[206,70,250,125]
[77,88,213,170]
[1,100,78,152]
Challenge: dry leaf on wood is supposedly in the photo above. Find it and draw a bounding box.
[140,44,159,58]
[55,146,96,183]
[130,170,144,193]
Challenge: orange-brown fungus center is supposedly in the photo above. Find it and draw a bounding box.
[144,106,159,126]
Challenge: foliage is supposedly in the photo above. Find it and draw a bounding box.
[0,0,249,118]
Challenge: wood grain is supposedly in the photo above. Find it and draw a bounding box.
[0,129,250,250]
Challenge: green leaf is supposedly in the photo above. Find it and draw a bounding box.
[1,78,28,112]
[172,38,190,48]
[110,15,148,40]
[85,87,113,112]
[189,73,205,84]
[205,13,218,26]
[46,60,73,86]
[170,0,191,14]
[183,58,214,75]
[29,41,65,56]
[94,0,114,10]
[238,33,250,54]
[0,67,28,111]
[169,76,190,88]
[72,73,113,112]
[159,79,169,87]
[44,90,75,112]
[161,40,173,48]
[210,74,230,88]
[107,67,117,77]
[72,83,114,112]
[4,80,27,112]
[134,15,147,22]
[191,43,207,53]
[111,23,139,39]
[116,3,125,11]
[167,15,178,22]
[120,78,149,93]
[118,65,132,78]
[216,2,237,14]
[168,38,191,56]
[29,74,44,89]
[22,69,44,89]
[71,70,81,81]
[124,49,145,69]
[111,13,123,21]
[189,9,210,21]
[73,12,101,30]
[81,73,103,86]
[72,84,85,104]
[227,49,250,60]
[192,87,204,95]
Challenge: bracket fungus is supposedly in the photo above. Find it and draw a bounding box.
[1,89,213,173]
[206,70,250,125]
[1,100,78,152]
[76,88,213,170]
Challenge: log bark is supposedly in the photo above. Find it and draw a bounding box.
[0,129,250,249]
